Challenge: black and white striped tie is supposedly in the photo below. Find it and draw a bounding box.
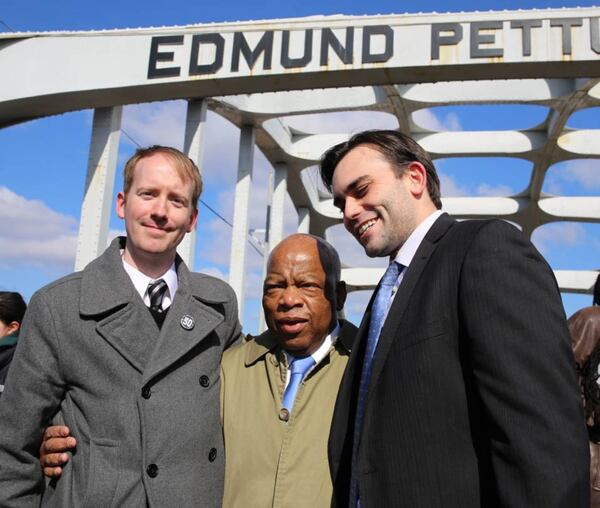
[148,279,167,314]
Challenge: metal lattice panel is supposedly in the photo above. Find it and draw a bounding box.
[0,7,598,302]
[210,77,600,293]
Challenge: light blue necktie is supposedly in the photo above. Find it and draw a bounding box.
[282,355,315,414]
[350,261,402,507]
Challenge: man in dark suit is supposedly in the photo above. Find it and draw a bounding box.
[319,130,589,507]
[0,146,241,506]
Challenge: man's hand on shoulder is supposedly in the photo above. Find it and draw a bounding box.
[39,425,77,478]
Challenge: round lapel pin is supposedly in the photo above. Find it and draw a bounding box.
[180,315,195,330]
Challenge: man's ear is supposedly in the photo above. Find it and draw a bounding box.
[405,162,428,197]
[336,281,347,311]
[116,191,126,219]
[6,321,19,335]
[186,208,199,233]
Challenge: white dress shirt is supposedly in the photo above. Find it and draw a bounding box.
[386,210,444,312]
[122,258,178,310]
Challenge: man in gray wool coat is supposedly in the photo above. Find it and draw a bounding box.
[0,145,242,507]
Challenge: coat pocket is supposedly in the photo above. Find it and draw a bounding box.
[81,438,120,508]
[395,319,449,352]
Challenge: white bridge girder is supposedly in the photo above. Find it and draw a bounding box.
[1,7,599,310]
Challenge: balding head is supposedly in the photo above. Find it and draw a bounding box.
[263,234,347,356]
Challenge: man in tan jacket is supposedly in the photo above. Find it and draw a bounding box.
[221,233,357,507]
[40,233,357,508]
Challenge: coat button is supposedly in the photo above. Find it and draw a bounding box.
[199,375,210,387]
[146,464,159,478]
[141,386,151,399]
[279,408,290,422]
[208,448,217,462]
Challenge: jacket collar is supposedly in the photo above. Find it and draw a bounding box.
[366,212,454,394]
[80,236,231,316]
[244,319,356,366]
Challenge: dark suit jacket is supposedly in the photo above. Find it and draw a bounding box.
[329,214,589,507]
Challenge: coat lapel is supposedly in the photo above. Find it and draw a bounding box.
[142,261,226,385]
[95,304,159,373]
[80,237,158,374]
[366,213,455,396]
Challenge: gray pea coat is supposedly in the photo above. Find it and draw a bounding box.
[0,237,242,507]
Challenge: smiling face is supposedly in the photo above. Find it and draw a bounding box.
[332,144,420,259]
[116,152,198,277]
[263,236,340,357]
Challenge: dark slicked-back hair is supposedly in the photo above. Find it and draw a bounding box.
[320,129,442,209]
[0,292,26,326]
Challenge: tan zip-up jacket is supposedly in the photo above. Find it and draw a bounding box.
[221,320,357,508]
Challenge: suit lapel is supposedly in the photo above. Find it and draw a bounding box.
[329,310,372,473]
[331,215,454,488]
[337,319,360,353]
[366,213,455,396]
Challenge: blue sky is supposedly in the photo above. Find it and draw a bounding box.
[0,0,598,333]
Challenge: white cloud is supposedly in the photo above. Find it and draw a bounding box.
[122,102,244,187]
[544,159,600,196]
[438,170,469,197]
[0,186,78,268]
[531,222,587,256]
[544,179,563,196]
[560,160,600,191]
[476,183,514,197]
[122,101,187,149]
[0,187,77,239]
[197,265,228,281]
[438,168,512,198]
[413,109,462,131]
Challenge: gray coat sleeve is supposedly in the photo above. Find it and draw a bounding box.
[0,289,66,506]
[222,285,244,350]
